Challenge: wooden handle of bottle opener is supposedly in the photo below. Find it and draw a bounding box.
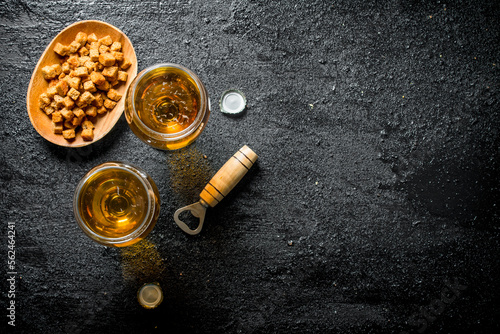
[200,145,258,208]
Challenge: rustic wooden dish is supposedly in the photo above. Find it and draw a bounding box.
[26,20,137,147]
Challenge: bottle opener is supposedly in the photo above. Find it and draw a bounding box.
[174,145,258,235]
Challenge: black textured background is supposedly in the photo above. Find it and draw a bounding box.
[1,1,499,333]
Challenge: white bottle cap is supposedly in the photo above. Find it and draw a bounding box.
[137,283,163,309]
[220,89,246,114]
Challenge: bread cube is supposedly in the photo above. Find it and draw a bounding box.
[73,107,85,119]
[96,80,111,91]
[53,43,69,56]
[67,55,79,69]
[81,80,96,92]
[73,67,88,77]
[89,48,99,62]
[52,122,63,134]
[117,71,128,82]
[68,41,81,54]
[85,106,97,117]
[104,99,117,110]
[97,106,108,114]
[102,66,118,80]
[44,106,55,115]
[112,51,124,62]
[87,33,98,43]
[80,91,95,104]
[61,62,71,74]
[78,56,90,66]
[63,96,75,109]
[39,93,51,109]
[90,71,106,85]
[67,87,81,100]
[41,64,62,80]
[107,89,122,101]
[67,77,81,90]
[92,92,104,107]
[99,53,116,67]
[53,95,65,108]
[81,128,94,141]
[64,119,77,129]
[55,80,69,96]
[60,108,74,120]
[82,120,95,130]
[99,35,113,46]
[51,111,63,123]
[75,32,87,45]
[46,86,58,98]
[71,116,83,127]
[120,58,132,70]
[62,129,76,140]
[78,46,89,56]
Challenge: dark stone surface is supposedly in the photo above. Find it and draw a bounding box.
[1,0,499,333]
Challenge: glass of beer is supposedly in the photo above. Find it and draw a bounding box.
[124,63,210,150]
[73,162,160,247]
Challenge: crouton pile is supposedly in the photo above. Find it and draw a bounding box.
[39,32,132,141]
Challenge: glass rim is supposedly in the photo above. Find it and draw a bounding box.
[129,63,208,141]
[73,161,158,246]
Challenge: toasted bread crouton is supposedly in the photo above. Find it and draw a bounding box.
[104,99,117,110]
[75,32,87,45]
[41,64,62,80]
[73,66,88,77]
[89,48,100,62]
[90,71,106,85]
[73,107,85,120]
[112,51,124,62]
[52,122,63,134]
[68,41,81,54]
[39,93,51,109]
[117,71,128,82]
[61,62,71,74]
[60,108,74,120]
[51,111,63,123]
[96,80,111,91]
[81,128,94,141]
[43,106,55,116]
[66,76,81,90]
[91,92,104,107]
[97,106,108,114]
[107,88,122,101]
[85,106,97,117]
[120,58,132,70]
[82,120,94,130]
[82,80,96,92]
[80,91,95,105]
[53,43,68,56]
[102,66,118,80]
[62,128,76,140]
[53,95,65,108]
[55,80,68,96]
[67,87,81,100]
[63,96,75,109]
[99,35,113,46]
[46,86,58,98]
[87,33,98,43]
[99,53,116,66]
[99,53,115,66]
[78,46,89,56]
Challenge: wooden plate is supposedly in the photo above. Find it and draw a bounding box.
[26,20,137,147]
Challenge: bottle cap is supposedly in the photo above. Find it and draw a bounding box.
[219,89,246,114]
[137,283,163,309]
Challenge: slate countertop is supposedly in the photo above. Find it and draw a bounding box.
[1,1,499,333]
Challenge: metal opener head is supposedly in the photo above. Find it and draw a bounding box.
[173,200,208,235]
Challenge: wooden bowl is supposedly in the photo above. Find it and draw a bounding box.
[26,20,138,147]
